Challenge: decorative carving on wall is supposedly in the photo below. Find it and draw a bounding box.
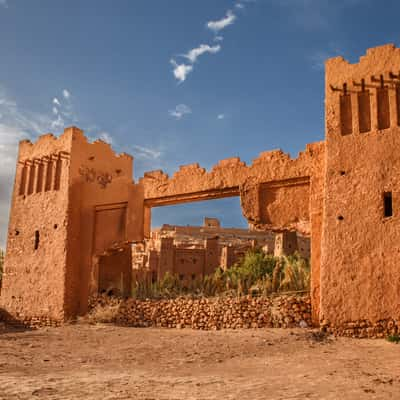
[79,166,113,189]
[79,166,96,183]
[97,173,112,189]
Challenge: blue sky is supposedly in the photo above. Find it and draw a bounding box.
[0,0,399,247]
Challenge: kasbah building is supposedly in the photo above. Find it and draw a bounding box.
[1,43,400,335]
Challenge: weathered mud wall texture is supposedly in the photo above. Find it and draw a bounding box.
[90,294,312,330]
[321,44,400,327]
[1,127,143,321]
[0,132,73,322]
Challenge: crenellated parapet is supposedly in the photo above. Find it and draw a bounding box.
[326,44,400,137]
[139,142,324,236]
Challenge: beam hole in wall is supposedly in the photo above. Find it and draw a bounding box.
[34,230,40,250]
[54,224,58,229]
[15,230,19,236]
[383,192,393,218]
[339,171,346,176]
[337,215,344,221]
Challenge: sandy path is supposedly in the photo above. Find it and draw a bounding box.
[0,323,399,399]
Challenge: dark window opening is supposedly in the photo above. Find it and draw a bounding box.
[36,163,44,193]
[54,158,62,190]
[377,83,390,130]
[15,230,20,236]
[340,85,352,135]
[191,274,196,280]
[396,84,400,127]
[45,161,53,191]
[384,192,393,218]
[27,164,35,195]
[34,230,40,250]
[340,170,346,176]
[358,87,371,133]
[19,164,28,195]
[179,274,184,281]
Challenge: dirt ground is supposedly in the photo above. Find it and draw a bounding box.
[0,323,399,400]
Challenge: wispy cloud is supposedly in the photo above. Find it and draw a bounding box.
[170,59,193,83]
[168,104,192,120]
[99,131,113,144]
[170,3,255,83]
[0,0,8,8]
[217,114,225,120]
[133,145,162,160]
[50,89,78,129]
[207,10,237,32]
[183,44,221,63]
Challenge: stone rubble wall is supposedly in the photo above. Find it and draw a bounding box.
[90,294,312,330]
[0,308,62,328]
[322,319,400,339]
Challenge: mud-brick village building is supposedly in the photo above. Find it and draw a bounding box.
[131,218,310,284]
[1,44,400,331]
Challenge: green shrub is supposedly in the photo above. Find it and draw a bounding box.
[387,334,400,343]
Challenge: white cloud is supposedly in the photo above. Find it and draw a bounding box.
[133,145,162,160]
[53,97,60,106]
[99,131,113,144]
[170,59,193,83]
[207,10,237,32]
[51,115,64,129]
[52,106,58,115]
[235,3,245,9]
[183,44,221,63]
[214,36,224,42]
[217,114,225,120]
[168,104,192,120]
[62,89,70,99]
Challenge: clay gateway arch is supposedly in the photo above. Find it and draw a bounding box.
[2,44,400,333]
